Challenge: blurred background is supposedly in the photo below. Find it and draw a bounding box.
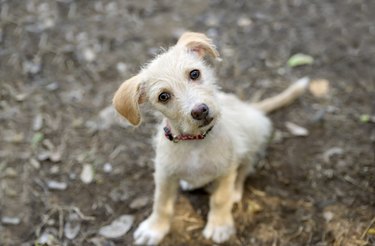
[0,0,374,245]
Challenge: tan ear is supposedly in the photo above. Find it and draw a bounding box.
[112,75,145,126]
[177,32,219,59]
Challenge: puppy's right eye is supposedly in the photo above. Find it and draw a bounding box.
[158,92,171,103]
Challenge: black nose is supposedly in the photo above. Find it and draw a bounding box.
[191,103,209,120]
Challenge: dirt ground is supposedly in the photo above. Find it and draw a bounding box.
[1,0,374,245]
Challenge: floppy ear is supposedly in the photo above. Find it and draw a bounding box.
[177,32,220,59]
[113,75,145,126]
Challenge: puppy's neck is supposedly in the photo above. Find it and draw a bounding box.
[163,119,214,142]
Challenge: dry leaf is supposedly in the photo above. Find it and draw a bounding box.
[247,200,263,214]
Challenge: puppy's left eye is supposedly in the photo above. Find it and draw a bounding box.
[189,69,200,80]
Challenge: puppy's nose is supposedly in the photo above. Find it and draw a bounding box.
[191,103,209,120]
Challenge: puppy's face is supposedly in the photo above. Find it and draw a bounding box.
[113,32,221,135]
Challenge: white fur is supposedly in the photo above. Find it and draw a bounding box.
[113,32,307,245]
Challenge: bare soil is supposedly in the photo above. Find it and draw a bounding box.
[0,0,374,245]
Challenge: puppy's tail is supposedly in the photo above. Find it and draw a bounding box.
[253,77,309,114]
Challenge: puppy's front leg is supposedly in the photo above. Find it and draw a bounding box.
[134,171,178,245]
[203,168,237,243]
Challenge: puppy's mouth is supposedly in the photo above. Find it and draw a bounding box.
[199,117,214,128]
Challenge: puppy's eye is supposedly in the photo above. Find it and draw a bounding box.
[189,69,200,80]
[158,92,171,103]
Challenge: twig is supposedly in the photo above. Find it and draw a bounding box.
[361,217,375,239]
[35,208,57,237]
[340,175,371,193]
[70,206,95,221]
[288,226,304,241]
[58,207,64,239]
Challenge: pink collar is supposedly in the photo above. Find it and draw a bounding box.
[163,123,213,143]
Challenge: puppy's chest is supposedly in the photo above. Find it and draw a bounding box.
[166,144,233,186]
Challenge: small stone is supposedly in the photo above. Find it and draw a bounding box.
[82,48,96,62]
[323,211,334,222]
[47,180,67,190]
[30,158,41,169]
[237,16,252,27]
[116,62,128,74]
[323,169,334,179]
[103,163,112,173]
[246,200,263,214]
[72,118,84,128]
[23,59,41,74]
[98,215,134,239]
[37,151,50,161]
[285,122,309,136]
[64,213,81,240]
[32,114,43,131]
[309,79,330,97]
[80,164,94,184]
[15,93,28,102]
[45,82,59,91]
[1,216,21,225]
[38,230,58,244]
[4,167,17,178]
[49,150,62,162]
[49,165,59,174]
[5,132,24,143]
[129,196,149,209]
[5,188,17,197]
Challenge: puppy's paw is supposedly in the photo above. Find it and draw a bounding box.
[203,217,235,243]
[232,188,243,203]
[134,216,170,245]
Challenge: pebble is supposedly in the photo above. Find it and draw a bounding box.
[64,213,81,240]
[49,165,60,174]
[37,151,50,161]
[47,180,68,190]
[4,167,17,178]
[323,211,334,222]
[103,163,112,173]
[32,114,43,131]
[237,16,252,27]
[80,164,94,184]
[98,215,134,239]
[285,121,309,136]
[45,82,59,91]
[30,158,41,169]
[1,216,21,225]
[38,230,57,244]
[49,150,62,162]
[82,48,96,62]
[129,196,149,209]
[116,62,128,74]
[309,79,330,97]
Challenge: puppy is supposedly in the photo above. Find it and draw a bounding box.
[113,32,308,245]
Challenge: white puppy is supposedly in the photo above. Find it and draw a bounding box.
[113,32,308,245]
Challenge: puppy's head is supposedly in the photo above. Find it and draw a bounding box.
[113,32,221,135]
